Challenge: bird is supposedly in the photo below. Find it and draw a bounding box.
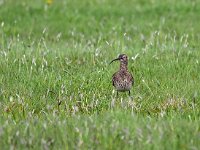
[110,54,134,96]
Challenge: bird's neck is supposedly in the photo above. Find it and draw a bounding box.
[120,62,128,71]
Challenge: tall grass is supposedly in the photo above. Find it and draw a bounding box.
[0,0,200,149]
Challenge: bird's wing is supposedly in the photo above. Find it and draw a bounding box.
[112,72,117,86]
[129,72,134,85]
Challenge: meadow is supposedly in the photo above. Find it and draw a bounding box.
[0,0,200,149]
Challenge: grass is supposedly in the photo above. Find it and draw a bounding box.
[0,0,200,149]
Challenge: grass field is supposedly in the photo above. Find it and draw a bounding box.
[0,0,200,149]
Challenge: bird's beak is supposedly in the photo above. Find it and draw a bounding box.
[109,58,120,64]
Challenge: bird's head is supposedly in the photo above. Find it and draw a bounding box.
[110,54,128,64]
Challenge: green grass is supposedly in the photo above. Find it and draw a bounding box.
[0,0,200,149]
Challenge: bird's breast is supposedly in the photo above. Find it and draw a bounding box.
[114,79,132,91]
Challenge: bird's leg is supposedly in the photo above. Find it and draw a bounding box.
[117,91,119,97]
[128,90,131,96]
[128,91,134,101]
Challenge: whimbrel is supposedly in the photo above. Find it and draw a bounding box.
[110,54,134,96]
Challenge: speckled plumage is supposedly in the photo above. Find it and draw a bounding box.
[110,54,134,95]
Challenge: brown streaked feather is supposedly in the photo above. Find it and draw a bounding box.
[112,70,134,91]
[110,54,134,94]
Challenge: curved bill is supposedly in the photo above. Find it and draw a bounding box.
[109,58,119,64]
